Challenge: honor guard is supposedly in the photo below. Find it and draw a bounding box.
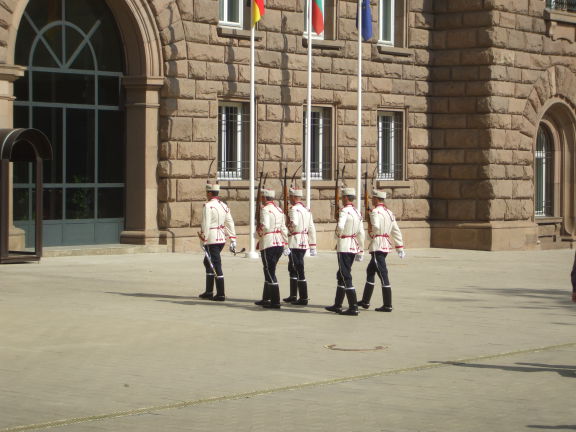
[358,190,405,312]
[284,187,317,305]
[325,187,365,316]
[198,183,237,301]
[255,188,289,309]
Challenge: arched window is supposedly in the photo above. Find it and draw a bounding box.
[535,125,554,217]
[13,0,125,247]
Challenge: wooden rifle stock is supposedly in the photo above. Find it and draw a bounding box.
[334,165,345,220]
[364,166,371,230]
[255,171,264,227]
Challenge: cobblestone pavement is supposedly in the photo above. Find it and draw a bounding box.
[0,248,575,431]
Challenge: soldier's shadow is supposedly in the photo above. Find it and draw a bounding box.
[108,292,329,314]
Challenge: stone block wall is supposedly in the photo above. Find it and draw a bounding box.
[428,0,576,250]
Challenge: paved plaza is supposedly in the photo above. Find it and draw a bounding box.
[0,248,575,431]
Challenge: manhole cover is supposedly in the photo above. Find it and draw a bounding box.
[324,344,389,352]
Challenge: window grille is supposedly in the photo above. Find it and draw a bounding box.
[546,0,576,11]
[218,103,249,180]
[377,111,403,181]
[303,107,332,180]
[535,126,554,217]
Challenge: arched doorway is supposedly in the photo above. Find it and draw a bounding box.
[13,0,125,246]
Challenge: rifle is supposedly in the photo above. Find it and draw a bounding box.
[364,165,371,230]
[283,165,289,216]
[255,171,268,227]
[334,165,346,220]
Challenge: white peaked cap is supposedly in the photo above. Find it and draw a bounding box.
[372,189,387,199]
[263,188,275,199]
[341,187,356,196]
[206,183,220,192]
[289,188,303,197]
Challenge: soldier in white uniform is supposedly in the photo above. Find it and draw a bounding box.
[198,183,237,301]
[358,190,405,312]
[325,187,365,316]
[254,188,289,309]
[284,187,317,305]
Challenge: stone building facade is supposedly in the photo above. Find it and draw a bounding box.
[0,0,574,252]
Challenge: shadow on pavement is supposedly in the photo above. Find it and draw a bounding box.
[526,426,576,430]
[431,361,576,378]
[107,292,330,315]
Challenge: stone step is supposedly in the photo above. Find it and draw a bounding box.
[42,244,169,258]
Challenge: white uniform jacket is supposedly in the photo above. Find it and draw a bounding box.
[335,204,365,254]
[200,198,237,245]
[368,204,404,253]
[287,202,317,250]
[257,201,289,250]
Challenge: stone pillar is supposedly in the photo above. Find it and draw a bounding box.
[120,76,164,245]
[0,64,26,250]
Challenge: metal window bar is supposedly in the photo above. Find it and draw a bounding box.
[546,0,576,10]
[377,113,403,180]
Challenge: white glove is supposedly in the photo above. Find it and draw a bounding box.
[355,253,364,262]
[282,247,291,256]
[229,240,237,254]
[309,248,317,257]
[397,249,406,259]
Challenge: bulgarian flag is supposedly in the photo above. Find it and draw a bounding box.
[311,0,324,34]
[253,0,265,25]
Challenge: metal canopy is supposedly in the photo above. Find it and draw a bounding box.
[0,128,52,264]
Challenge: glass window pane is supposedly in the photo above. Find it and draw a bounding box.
[99,76,121,106]
[66,0,124,72]
[15,17,35,66]
[32,72,95,104]
[33,107,63,184]
[26,0,61,32]
[13,162,30,184]
[381,0,393,42]
[227,0,239,23]
[98,111,124,183]
[66,188,94,219]
[98,188,123,218]
[13,188,30,221]
[31,41,60,68]
[67,109,95,183]
[14,72,30,102]
[44,188,63,220]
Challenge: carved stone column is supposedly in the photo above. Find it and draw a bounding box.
[0,64,26,250]
[120,76,164,245]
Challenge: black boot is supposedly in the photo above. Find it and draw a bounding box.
[283,278,297,303]
[375,286,393,312]
[340,289,359,316]
[211,276,226,301]
[254,283,271,306]
[357,282,374,309]
[292,280,309,305]
[325,287,345,313]
[263,284,281,309]
[199,274,215,299]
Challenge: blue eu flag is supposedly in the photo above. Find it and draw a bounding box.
[356,0,373,41]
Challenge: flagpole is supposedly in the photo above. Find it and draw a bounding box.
[248,6,258,259]
[305,0,313,208]
[356,0,363,213]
